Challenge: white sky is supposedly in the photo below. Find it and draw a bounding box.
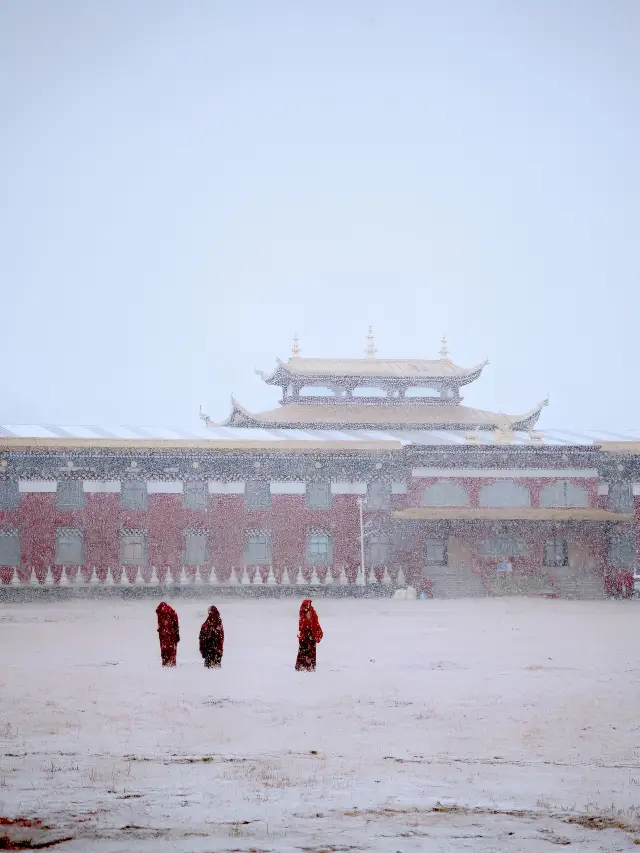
[2,1,639,429]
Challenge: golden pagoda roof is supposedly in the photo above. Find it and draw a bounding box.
[222,398,548,431]
[257,356,488,386]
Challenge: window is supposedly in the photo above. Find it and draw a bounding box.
[183,481,207,511]
[478,536,528,557]
[306,481,331,509]
[367,481,391,510]
[539,481,588,508]
[609,531,636,568]
[306,533,332,565]
[245,481,271,510]
[55,528,84,565]
[425,539,447,566]
[245,533,271,565]
[56,480,84,510]
[183,531,208,565]
[610,483,633,513]
[367,531,391,566]
[0,530,19,566]
[543,537,568,567]
[478,481,531,508]
[121,531,147,565]
[421,480,469,507]
[121,481,148,511]
[0,481,20,510]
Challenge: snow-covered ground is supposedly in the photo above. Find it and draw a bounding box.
[1,596,640,851]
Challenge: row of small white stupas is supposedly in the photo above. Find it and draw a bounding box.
[5,566,406,587]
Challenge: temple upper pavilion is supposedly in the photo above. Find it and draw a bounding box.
[1,331,640,599]
[216,333,548,433]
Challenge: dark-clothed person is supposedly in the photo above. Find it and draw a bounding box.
[295,599,323,672]
[199,605,225,668]
[156,601,180,667]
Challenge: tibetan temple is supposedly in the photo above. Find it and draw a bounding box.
[1,331,640,598]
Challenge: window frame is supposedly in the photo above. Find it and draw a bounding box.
[421,480,470,508]
[56,480,84,511]
[608,531,636,568]
[0,530,20,566]
[121,481,148,511]
[183,530,209,565]
[478,535,528,558]
[0,481,20,510]
[245,533,272,565]
[245,481,272,510]
[183,480,207,511]
[478,480,531,508]
[543,537,568,567]
[306,532,332,566]
[425,538,448,567]
[306,481,332,509]
[609,483,634,513]
[539,480,589,509]
[367,530,391,566]
[120,532,148,566]
[367,481,391,510]
[55,528,84,566]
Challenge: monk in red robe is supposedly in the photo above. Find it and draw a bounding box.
[156,601,180,667]
[295,599,323,672]
[199,605,225,668]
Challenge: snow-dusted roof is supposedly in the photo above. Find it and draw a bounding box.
[260,356,488,384]
[0,423,638,448]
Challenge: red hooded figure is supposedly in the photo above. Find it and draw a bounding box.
[199,605,225,669]
[156,601,180,667]
[295,599,323,672]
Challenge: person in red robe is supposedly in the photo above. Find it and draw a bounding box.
[295,599,323,672]
[156,601,180,667]
[199,605,225,668]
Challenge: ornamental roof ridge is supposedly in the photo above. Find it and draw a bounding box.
[219,398,548,431]
[257,356,489,385]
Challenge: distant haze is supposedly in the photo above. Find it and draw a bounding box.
[2,1,638,429]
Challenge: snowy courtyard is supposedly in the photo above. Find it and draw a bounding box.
[1,596,640,851]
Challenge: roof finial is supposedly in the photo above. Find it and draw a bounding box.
[292,333,301,358]
[365,326,377,359]
[439,335,449,359]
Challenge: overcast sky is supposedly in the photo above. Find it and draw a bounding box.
[2,1,638,430]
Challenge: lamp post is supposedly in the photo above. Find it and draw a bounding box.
[357,496,366,586]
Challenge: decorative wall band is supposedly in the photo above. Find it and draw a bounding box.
[331,482,367,494]
[597,484,610,496]
[18,480,56,492]
[633,484,640,496]
[411,468,599,479]
[391,482,408,494]
[270,482,306,495]
[83,481,121,493]
[147,481,183,494]
[208,481,245,494]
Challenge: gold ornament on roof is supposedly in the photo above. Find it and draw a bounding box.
[365,326,377,358]
[439,335,450,358]
[292,334,301,358]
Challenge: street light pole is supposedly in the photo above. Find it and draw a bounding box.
[357,496,366,586]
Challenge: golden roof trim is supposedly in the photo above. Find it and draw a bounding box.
[393,507,633,522]
[0,437,403,453]
[221,400,546,430]
[597,442,640,455]
[261,356,489,382]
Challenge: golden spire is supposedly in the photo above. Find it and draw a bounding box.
[365,326,377,358]
[439,335,449,359]
[292,333,301,358]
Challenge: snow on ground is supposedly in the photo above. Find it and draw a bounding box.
[1,596,640,851]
